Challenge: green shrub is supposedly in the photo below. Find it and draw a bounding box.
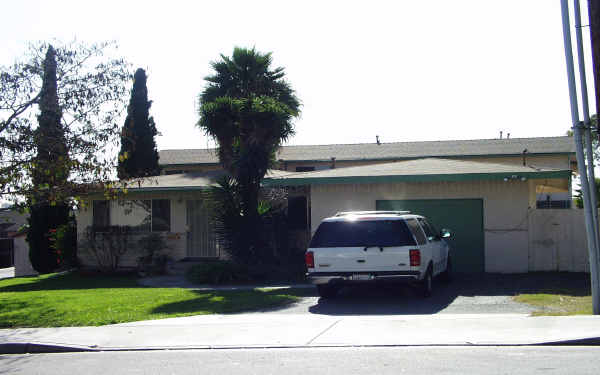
[185,261,250,285]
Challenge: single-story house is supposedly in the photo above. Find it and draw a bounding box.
[76,136,587,273]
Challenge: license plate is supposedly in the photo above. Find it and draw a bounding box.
[351,274,370,280]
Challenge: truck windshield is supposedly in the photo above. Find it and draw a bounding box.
[309,219,416,248]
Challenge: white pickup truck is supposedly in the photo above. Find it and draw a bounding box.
[305,211,452,298]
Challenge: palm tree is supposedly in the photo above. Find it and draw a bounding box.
[197,47,300,261]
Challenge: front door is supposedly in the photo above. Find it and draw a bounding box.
[186,200,218,258]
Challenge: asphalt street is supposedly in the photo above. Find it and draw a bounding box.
[2,346,599,375]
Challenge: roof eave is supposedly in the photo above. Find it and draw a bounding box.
[262,170,572,187]
[123,186,212,193]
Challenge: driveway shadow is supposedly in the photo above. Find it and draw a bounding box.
[307,272,591,316]
[308,282,458,315]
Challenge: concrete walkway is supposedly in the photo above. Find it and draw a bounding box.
[0,267,14,280]
[1,314,600,353]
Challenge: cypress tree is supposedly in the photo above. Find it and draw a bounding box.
[117,68,160,179]
[27,46,70,273]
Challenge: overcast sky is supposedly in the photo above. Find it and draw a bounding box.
[0,0,596,150]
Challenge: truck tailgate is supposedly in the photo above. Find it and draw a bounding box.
[310,246,412,273]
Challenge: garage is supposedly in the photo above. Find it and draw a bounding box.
[264,158,573,274]
[376,199,484,273]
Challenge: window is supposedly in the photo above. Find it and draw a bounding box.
[309,220,416,248]
[151,199,171,232]
[536,200,571,209]
[119,200,151,232]
[296,166,315,172]
[94,199,170,232]
[165,170,188,175]
[418,218,438,241]
[405,219,426,245]
[92,200,110,228]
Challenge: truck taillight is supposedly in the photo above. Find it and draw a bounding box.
[409,249,421,267]
[305,251,315,268]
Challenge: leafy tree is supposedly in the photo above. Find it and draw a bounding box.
[0,40,130,207]
[117,68,160,179]
[198,47,300,261]
[566,115,599,161]
[574,177,600,208]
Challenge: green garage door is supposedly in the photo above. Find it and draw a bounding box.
[376,199,484,273]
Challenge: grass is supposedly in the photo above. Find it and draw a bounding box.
[0,272,312,328]
[514,287,592,316]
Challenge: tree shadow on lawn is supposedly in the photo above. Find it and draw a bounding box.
[0,272,139,293]
[151,288,314,315]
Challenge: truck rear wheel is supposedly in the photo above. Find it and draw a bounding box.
[317,284,339,299]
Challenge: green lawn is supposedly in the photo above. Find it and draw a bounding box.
[0,272,311,328]
[514,290,592,316]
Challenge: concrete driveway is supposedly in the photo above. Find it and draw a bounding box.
[259,273,590,316]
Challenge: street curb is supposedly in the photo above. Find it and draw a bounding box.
[2,338,600,354]
[538,337,600,346]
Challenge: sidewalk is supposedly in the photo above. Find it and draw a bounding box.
[1,313,600,353]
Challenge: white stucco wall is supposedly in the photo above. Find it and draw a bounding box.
[309,179,534,273]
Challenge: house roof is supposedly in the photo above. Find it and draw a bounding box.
[262,158,572,186]
[0,208,28,236]
[158,136,576,166]
[122,169,293,192]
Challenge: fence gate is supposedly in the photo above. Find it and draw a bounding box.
[0,238,14,268]
[186,200,218,258]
